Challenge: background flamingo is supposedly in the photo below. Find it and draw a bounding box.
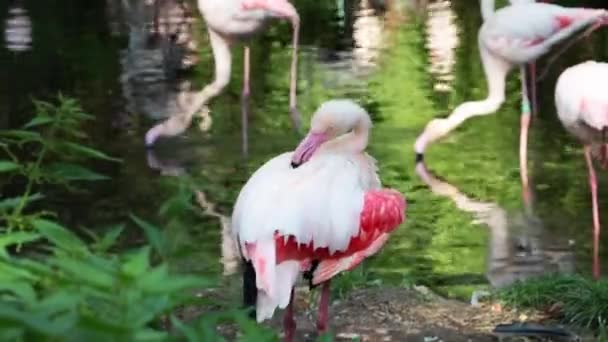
[555,60,607,280]
[145,0,301,147]
[231,100,406,340]
[414,0,608,202]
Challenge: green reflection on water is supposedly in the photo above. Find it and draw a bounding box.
[3,0,608,300]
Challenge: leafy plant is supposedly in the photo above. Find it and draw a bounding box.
[0,97,276,341]
[1,95,120,233]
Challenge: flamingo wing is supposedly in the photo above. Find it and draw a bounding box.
[309,189,406,285]
[233,152,380,252]
[482,4,605,63]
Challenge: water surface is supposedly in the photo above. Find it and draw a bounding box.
[2,0,608,298]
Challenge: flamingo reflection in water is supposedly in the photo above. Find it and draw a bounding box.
[415,161,576,296]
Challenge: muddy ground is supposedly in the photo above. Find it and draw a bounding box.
[184,285,592,341]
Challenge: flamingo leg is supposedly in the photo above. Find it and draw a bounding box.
[528,62,538,116]
[283,289,296,342]
[584,146,601,280]
[316,281,331,335]
[519,66,532,206]
[250,0,300,132]
[241,46,250,157]
[288,17,301,133]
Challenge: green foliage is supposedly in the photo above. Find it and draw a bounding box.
[497,274,608,331]
[0,97,275,341]
[0,96,120,233]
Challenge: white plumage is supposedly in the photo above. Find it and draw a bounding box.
[482,3,606,64]
[233,151,380,252]
[556,61,608,141]
[554,60,608,280]
[230,100,404,327]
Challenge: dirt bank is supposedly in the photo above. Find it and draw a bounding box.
[265,286,558,342]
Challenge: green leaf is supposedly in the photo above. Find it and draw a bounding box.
[0,305,61,335]
[60,142,121,162]
[0,130,42,143]
[134,328,169,341]
[0,161,19,173]
[23,116,54,128]
[121,247,151,278]
[50,257,115,289]
[91,225,124,253]
[31,219,87,253]
[170,315,199,342]
[0,281,37,303]
[0,193,44,211]
[0,232,40,258]
[35,291,80,316]
[138,265,209,294]
[130,215,167,259]
[47,162,109,181]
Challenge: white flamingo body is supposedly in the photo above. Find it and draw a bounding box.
[232,100,406,339]
[233,151,380,320]
[556,61,608,142]
[555,60,608,279]
[233,152,380,251]
[482,3,605,64]
[415,0,607,203]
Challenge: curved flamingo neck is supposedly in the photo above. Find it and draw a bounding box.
[449,48,509,125]
[320,119,370,155]
[414,48,510,153]
[480,0,496,22]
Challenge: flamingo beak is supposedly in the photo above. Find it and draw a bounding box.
[291,132,327,168]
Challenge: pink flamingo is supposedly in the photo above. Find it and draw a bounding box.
[145,0,301,147]
[555,60,607,280]
[232,100,406,340]
[414,0,608,202]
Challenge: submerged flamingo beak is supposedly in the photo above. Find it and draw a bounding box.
[291,132,327,168]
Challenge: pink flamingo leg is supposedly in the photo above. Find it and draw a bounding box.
[241,46,250,156]
[584,146,601,280]
[316,281,331,335]
[283,289,296,342]
[519,66,532,206]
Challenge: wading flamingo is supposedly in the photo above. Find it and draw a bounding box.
[414,0,608,202]
[145,0,301,147]
[555,60,607,280]
[231,100,406,340]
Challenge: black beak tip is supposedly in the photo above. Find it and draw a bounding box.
[291,161,300,168]
[415,153,424,164]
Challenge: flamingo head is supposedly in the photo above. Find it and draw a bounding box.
[291,99,371,168]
